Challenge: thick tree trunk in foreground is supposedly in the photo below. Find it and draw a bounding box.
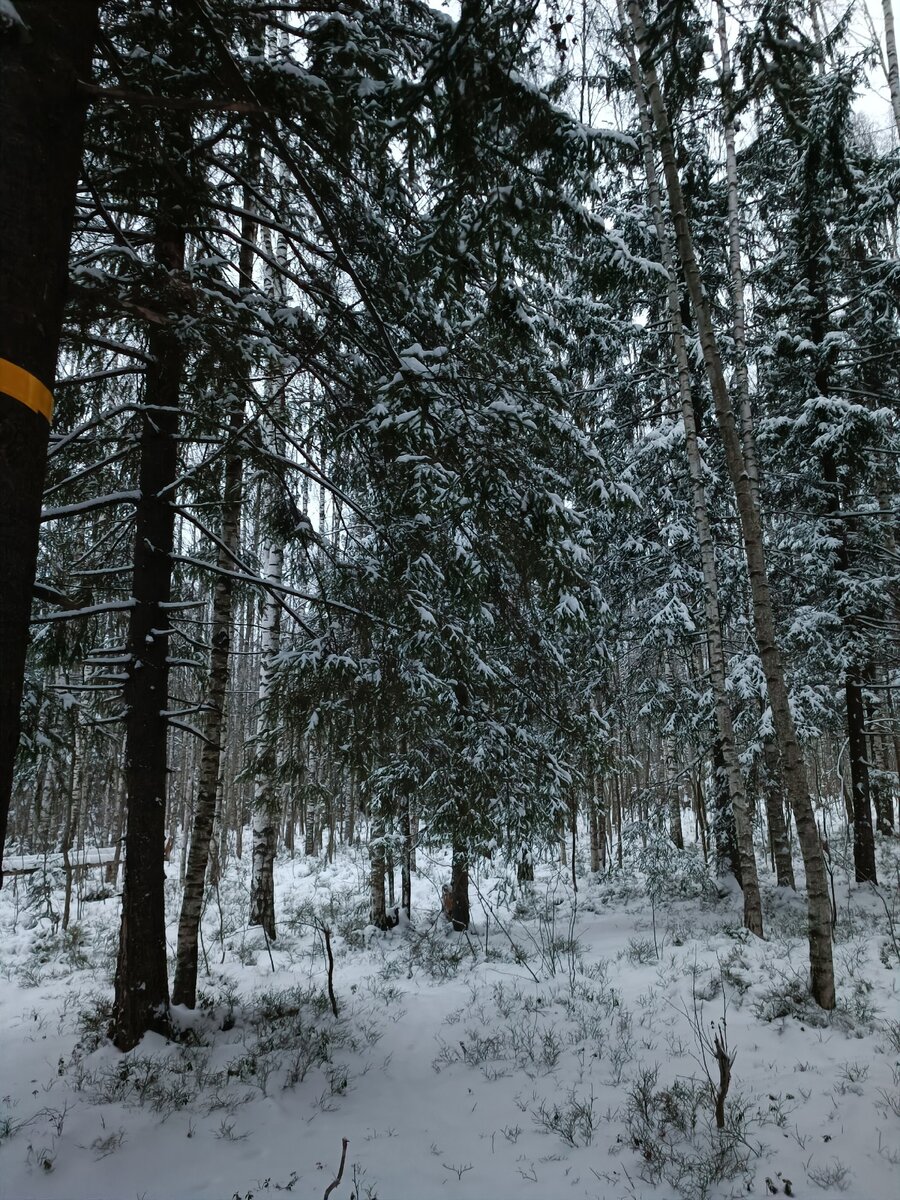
[112,229,186,1050]
[0,1,99,881]
[627,0,835,1007]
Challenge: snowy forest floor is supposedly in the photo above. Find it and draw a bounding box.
[1,832,898,1200]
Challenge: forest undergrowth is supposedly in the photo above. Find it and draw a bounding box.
[1,827,898,1200]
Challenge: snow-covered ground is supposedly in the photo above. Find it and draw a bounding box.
[1,832,898,1200]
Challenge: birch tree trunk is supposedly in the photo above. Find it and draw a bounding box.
[61,723,85,931]
[248,541,282,942]
[172,404,243,1006]
[626,0,835,1006]
[248,158,288,942]
[714,0,760,509]
[882,0,900,138]
[623,14,764,935]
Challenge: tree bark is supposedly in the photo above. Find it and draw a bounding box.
[449,843,470,931]
[623,15,763,934]
[172,404,243,1006]
[882,0,900,138]
[369,816,390,930]
[845,672,877,881]
[248,543,282,942]
[627,0,835,1007]
[111,227,186,1049]
[762,738,796,888]
[714,0,761,513]
[0,1,99,882]
[400,790,412,918]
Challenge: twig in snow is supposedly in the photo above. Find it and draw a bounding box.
[322,1137,348,1200]
[323,925,338,1017]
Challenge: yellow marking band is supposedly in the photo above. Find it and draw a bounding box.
[0,357,54,422]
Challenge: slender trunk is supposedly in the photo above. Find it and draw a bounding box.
[714,0,761,511]
[449,843,470,931]
[668,788,684,849]
[0,2,99,880]
[627,0,835,1006]
[111,227,186,1049]
[369,816,390,930]
[883,0,900,138]
[624,17,762,933]
[712,739,741,882]
[62,724,85,931]
[106,750,125,888]
[867,669,895,833]
[172,405,243,1006]
[693,769,709,862]
[762,739,796,888]
[845,674,877,881]
[409,803,418,871]
[589,777,602,873]
[249,543,282,942]
[400,791,412,918]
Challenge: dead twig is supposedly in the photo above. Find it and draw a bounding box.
[323,925,339,1017]
[323,1137,348,1200]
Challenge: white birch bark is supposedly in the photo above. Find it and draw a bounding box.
[883,0,900,137]
[249,539,282,941]
[626,0,836,1001]
[621,6,764,936]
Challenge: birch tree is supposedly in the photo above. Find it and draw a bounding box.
[624,0,835,1008]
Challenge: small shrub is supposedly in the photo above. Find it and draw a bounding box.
[625,937,657,966]
[623,1066,760,1200]
[807,1157,851,1191]
[533,1086,599,1147]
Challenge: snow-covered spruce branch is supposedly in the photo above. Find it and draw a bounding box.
[47,403,142,458]
[31,599,137,624]
[43,448,131,499]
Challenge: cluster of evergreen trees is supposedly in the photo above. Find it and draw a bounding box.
[1,0,897,1048]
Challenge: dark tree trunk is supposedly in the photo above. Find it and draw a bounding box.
[712,740,741,884]
[693,771,709,862]
[400,792,412,918]
[589,782,601,874]
[845,675,877,882]
[449,844,470,931]
[762,739,795,889]
[819,446,877,882]
[111,227,185,1051]
[0,1,99,881]
[866,670,895,834]
[369,818,390,930]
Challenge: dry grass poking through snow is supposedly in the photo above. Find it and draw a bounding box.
[0,831,898,1199]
